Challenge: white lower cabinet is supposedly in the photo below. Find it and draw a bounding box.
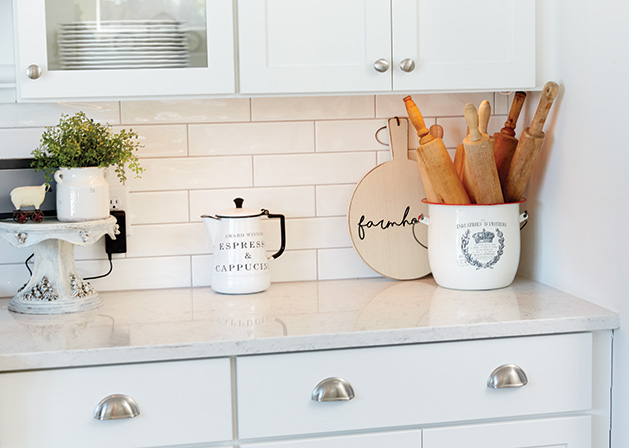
[0,332,608,448]
[0,358,233,448]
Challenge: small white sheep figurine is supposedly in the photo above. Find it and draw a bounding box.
[10,183,51,210]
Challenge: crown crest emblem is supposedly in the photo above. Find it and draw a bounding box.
[472,228,495,244]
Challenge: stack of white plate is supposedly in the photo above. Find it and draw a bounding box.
[57,20,190,70]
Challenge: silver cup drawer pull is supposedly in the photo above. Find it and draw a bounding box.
[93,394,141,420]
[487,364,528,389]
[311,377,355,402]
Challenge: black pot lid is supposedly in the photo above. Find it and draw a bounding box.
[216,198,264,218]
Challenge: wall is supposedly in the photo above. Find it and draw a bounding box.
[517,0,629,446]
[0,93,511,297]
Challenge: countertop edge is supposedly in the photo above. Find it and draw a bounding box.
[0,314,618,373]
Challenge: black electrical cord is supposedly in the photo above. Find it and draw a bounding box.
[84,253,113,280]
[25,253,34,276]
[23,252,113,280]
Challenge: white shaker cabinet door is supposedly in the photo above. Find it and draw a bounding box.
[423,416,591,448]
[237,0,392,94]
[392,0,536,91]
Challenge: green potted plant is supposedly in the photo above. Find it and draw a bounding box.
[31,111,144,222]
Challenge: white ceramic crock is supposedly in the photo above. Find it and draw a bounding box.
[418,199,528,290]
[54,167,110,222]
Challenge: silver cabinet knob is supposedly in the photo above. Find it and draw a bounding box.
[399,58,416,73]
[311,377,355,402]
[487,364,528,389]
[373,58,390,73]
[26,64,42,80]
[94,394,141,420]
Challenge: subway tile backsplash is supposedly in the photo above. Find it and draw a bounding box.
[189,121,315,156]
[0,93,508,296]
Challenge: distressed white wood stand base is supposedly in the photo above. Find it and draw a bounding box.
[0,216,117,314]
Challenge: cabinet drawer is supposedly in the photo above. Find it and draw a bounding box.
[237,333,592,439]
[0,358,232,448]
[423,416,590,448]
[242,428,421,448]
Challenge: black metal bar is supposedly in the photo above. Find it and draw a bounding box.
[0,158,35,170]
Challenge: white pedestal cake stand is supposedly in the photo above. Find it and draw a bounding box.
[0,216,117,314]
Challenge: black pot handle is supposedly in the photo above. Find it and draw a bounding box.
[412,218,428,250]
[262,210,286,259]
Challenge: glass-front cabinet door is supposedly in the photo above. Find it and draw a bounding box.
[13,0,235,100]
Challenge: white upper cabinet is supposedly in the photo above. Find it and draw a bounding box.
[13,0,235,101]
[238,0,536,95]
[8,0,541,100]
[237,0,392,94]
[392,0,536,92]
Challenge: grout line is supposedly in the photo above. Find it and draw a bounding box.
[373,95,378,119]
[185,123,190,157]
[186,189,191,223]
[189,255,194,288]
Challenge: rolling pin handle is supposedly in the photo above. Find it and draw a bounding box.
[464,103,482,141]
[478,100,491,135]
[403,96,430,139]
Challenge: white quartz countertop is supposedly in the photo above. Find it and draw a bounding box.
[0,276,618,372]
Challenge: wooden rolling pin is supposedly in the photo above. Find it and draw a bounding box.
[462,102,504,204]
[453,124,468,180]
[503,82,559,202]
[453,142,465,180]
[402,96,438,202]
[427,124,445,200]
[455,98,489,183]
[404,96,470,204]
[494,92,527,187]
[462,99,492,189]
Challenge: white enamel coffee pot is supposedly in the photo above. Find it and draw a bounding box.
[201,198,286,294]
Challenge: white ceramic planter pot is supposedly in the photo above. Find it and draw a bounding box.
[54,167,110,222]
[418,200,528,290]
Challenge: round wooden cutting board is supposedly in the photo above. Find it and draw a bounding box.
[348,117,430,280]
